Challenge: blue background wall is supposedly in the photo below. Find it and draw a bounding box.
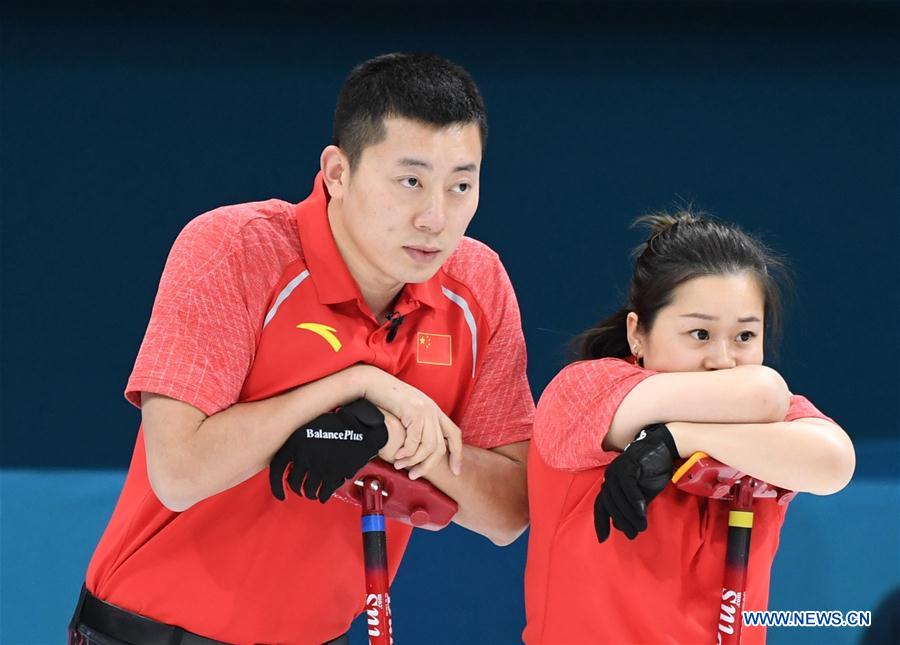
[2,1,898,643]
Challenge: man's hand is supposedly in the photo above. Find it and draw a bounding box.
[357,366,463,476]
[269,399,388,503]
[376,407,449,481]
[594,423,679,543]
[376,408,406,464]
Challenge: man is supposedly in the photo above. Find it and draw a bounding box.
[69,53,534,644]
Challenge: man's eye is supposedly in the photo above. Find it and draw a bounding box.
[452,182,470,194]
[400,177,420,188]
[689,329,709,341]
[736,331,757,342]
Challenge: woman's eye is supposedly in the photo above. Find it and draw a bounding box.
[451,182,470,194]
[400,177,420,188]
[689,329,710,341]
[736,331,757,343]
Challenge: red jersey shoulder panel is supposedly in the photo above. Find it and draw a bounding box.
[125,199,302,416]
[441,237,502,326]
[534,358,654,470]
[440,236,535,449]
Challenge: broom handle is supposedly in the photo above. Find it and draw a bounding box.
[362,477,393,645]
[718,477,757,645]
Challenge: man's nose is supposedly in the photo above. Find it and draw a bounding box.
[413,190,447,234]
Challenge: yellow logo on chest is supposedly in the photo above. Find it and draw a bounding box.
[296,323,342,352]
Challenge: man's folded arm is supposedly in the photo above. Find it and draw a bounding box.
[142,367,366,512]
[421,439,530,546]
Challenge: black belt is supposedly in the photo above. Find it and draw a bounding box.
[73,585,231,645]
[72,585,351,645]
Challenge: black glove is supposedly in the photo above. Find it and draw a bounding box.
[269,398,388,503]
[594,423,679,543]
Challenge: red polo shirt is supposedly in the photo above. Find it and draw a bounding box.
[523,358,835,645]
[85,174,534,644]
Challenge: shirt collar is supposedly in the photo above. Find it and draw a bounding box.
[404,270,447,310]
[295,172,448,311]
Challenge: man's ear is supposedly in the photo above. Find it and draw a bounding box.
[320,145,350,200]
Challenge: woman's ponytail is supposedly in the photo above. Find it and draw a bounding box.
[574,308,631,361]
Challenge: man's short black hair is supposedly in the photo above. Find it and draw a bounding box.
[333,53,487,168]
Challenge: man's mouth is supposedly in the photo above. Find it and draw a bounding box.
[403,246,441,264]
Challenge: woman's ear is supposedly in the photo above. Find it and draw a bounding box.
[625,312,642,359]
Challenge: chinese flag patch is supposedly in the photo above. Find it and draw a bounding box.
[416,332,452,366]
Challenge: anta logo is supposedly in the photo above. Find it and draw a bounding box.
[296,323,341,352]
[416,332,452,366]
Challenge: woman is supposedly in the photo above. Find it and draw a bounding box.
[523,211,854,644]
